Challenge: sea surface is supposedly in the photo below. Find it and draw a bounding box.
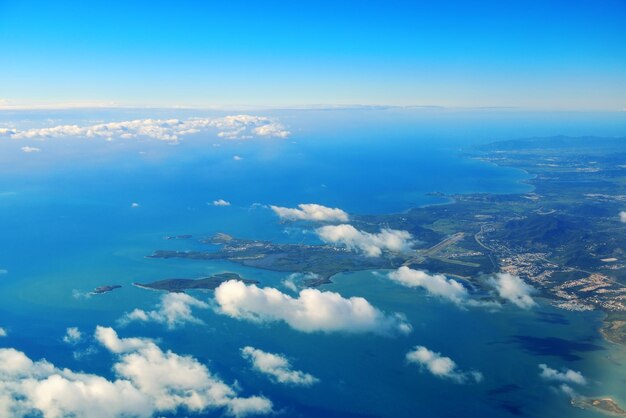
[0,110,624,417]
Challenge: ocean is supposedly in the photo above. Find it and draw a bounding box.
[0,109,623,417]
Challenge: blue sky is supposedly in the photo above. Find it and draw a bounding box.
[0,0,625,109]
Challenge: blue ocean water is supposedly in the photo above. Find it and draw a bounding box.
[0,111,623,417]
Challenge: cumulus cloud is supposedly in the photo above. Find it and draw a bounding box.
[0,328,6,337]
[121,293,209,329]
[241,346,319,386]
[214,280,412,336]
[212,199,231,207]
[270,203,349,222]
[387,267,499,309]
[406,346,483,384]
[233,155,243,161]
[488,273,536,309]
[316,224,413,257]
[388,266,469,305]
[20,146,40,153]
[130,202,140,208]
[2,115,290,142]
[538,364,586,385]
[62,327,82,345]
[0,327,273,418]
[620,211,626,223]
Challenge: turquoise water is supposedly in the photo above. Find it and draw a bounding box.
[0,116,621,417]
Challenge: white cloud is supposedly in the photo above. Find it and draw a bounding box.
[620,211,626,223]
[316,224,413,257]
[233,155,243,161]
[20,146,40,153]
[387,267,500,309]
[214,280,412,336]
[488,273,536,309]
[0,327,272,418]
[0,328,6,337]
[121,293,209,329]
[62,327,82,345]
[406,346,483,384]
[212,199,231,207]
[130,202,140,208]
[538,364,586,385]
[388,266,469,305]
[2,115,290,142]
[271,204,349,222]
[241,346,319,386]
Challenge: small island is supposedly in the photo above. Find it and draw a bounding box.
[134,272,258,292]
[573,396,626,417]
[91,285,122,295]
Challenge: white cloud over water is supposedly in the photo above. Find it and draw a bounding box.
[406,346,483,384]
[270,204,349,222]
[388,267,469,305]
[212,199,231,207]
[488,273,536,309]
[2,115,290,142]
[316,224,413,257]
[538,364,586,385]
[0,328,6,337]
[241,346,319,386]
[214,280,412,335]
[620,211,626,223]
[387,267,500,309]
[121,292,209,329]
[0,327,272,418]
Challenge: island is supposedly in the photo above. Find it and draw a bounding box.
[91,285,122,295]
[134,272,258,292]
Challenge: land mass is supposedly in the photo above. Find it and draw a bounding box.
[91,285,121,295]
[134,272,257,292]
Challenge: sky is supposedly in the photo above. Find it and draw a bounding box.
[0,0,625,109]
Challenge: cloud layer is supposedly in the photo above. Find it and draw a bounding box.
[121,293,209,329]
[488,273,536,309]
[2,115,289,142]
[406,346,483,384]
[270,204,349,222]
[0,327,272,418]
[241,346,319,386]
[316,224,413,257]
[214,280,412,335]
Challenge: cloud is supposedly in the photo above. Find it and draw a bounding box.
[20,146,40,153]
[121,293,209,329]
[214,280,412,336]
[0,327,272,418]
[270,203,349,222]
[620,211,626,223]
[130,202,140,208]
[62,327,82,345]
[387,267,499,309]
[388,266,469,305]
[406,346,483,384]
[2,115,290,142]
[212,199,231,207]
[316,224,413,257]
[538,364,586,385]
[488,273,536,309]
[233,155,243,161]
[241,346,319,386]
[0,328,6,337]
